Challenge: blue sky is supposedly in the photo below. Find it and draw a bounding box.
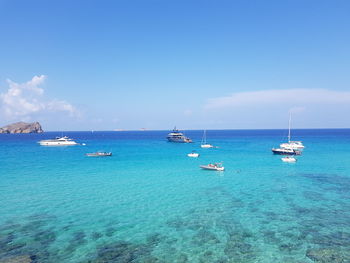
[0,0,349,130]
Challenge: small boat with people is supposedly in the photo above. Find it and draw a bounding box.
[200,163,224,171]
[187,151,199,158]
[272,147,301,155]
[167,127,192,143]
[86,152,112,157]
[281,156,297,162]
[38,136,78,146]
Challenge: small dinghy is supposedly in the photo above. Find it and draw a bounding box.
[188,151,199,158]
[86,152,112,157]
[200,163,224,171]
[281,156,297,163]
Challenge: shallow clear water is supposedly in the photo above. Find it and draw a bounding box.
[0,129,350,262]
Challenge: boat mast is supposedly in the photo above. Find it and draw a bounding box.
[288,112,291,143]
[202,130,206,144]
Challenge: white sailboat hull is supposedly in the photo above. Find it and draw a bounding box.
[201,144,213,148]
[280,142,304,149]
[39,141,77,146]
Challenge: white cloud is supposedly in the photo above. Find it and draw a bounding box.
[0,75,79,119]
[205,89,350,109]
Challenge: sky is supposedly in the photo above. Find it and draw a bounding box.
[0,0,349,130]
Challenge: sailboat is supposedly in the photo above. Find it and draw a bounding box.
[279,113,305,149]
[201,130,214,148]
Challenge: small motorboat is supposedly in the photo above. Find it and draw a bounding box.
[272,147,301,155]
[86,152,112,157]
[187,151,199,157]
[282,156,297,162]
[200,163,224,171]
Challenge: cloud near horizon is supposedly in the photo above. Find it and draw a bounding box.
[205,88,350,110]
[0,75,79,120]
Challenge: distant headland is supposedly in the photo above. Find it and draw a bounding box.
[0,122,44,134]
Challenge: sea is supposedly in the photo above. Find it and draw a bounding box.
[0,129,350,263]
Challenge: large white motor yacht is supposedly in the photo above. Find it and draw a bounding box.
[167,127,192,143]
[38,136,78,146]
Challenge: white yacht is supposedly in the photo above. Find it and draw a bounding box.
[167,127,192,143]
[38,136,78,146]
[279,113,305,149]
[201,130,214,148]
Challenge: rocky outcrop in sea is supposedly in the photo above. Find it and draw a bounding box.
[0,122,44,134]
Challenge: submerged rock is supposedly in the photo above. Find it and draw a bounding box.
[87,240,159,263]
[91,232,103,240]
[65,231,87,253]
[192,229,220,245]
[224,233,256,262]
[105,227,116,237]
[33,230,56,245]
[0,255,33,263]
[0,122,43,134]
[306,247,350,263]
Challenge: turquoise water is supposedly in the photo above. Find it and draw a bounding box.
[0,129,350,262]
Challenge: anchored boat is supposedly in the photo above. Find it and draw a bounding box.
[200,163,224,171]
[187,151,199,157]
[281,156,297,162]
[38,136,78,146]
[167,127,192,143]
[279,113,305,149]
[201,130,214,148]
[86,152,112,157]
[272,147,301,155]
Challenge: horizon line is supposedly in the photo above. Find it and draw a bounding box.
[42,127,350,132]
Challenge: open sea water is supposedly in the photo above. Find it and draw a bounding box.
[0,129,350,263]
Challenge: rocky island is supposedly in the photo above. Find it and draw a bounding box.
[0,122,44,134]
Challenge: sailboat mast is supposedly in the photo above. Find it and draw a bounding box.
[288,113,291,143]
